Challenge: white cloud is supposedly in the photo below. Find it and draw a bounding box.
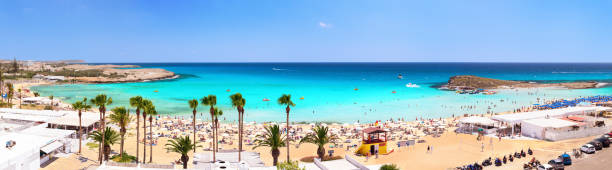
[319,22,331,28]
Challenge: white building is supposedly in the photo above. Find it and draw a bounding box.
[0,133,50,170]
[491,106,611,141]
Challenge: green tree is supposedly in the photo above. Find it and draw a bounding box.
[230,93,246,161]
[110,106,132,158]
[6,83,13,104]
[89,127,120,161]
[253,125,287,166]
[165,136,198,169]
[200,95,217,161]
[188,99,199,152]
[146,101,157,163]
[379,164,400,170]
[49,95,53,108]
[129,96,145,163]
[11,57,19,73]
[71,98,91,154]
[212,107,223,153]
[90,94,113,162]
[141,99,153,164]
[17,89,22,108]
[277,94,295,161]
[299,125,338,159]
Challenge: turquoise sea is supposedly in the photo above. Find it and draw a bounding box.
[30,63,612,123]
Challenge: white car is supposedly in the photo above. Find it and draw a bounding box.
[537,164,553,170]
[581,144,596,154]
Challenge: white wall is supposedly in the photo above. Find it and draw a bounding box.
[1,147,40,170]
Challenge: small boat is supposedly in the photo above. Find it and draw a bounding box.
[154,90,159,93]
[226,89,231,92]
[354,88,359,91]
[397,74,403,79]
[262,98,270,101]
[405,83,420,88]
[392,90,396,94]
[300,96,304,100]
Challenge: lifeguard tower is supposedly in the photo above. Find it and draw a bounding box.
[355,127,390,156]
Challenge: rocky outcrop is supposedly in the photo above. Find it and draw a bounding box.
[446,75,599,89]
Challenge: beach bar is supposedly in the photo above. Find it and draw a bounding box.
[355,127,389,156]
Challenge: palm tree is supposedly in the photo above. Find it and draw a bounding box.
[110,106,132,158]
[213,107,223,153]
[165,136,198,169]
[89,127,120,161]
[277,94,295,161]
[229,93,246,161]
[200,95,217,162]
[144,101,157,163]
[299,125,338,159]
[6,83,13,104]
[71,98,91,154]
[188,99,198,152]
[141,99,153,164]
[90,94,113,163]
[129,96,145,163]
[253,125,286,166]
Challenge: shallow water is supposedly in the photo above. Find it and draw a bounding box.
[31,63,612,123]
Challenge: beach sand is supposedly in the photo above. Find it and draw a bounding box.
[39,117,600,170]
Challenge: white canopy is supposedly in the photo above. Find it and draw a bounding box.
[459,116,496,126]
[40,141,63,154]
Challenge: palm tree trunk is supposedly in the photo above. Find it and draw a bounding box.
[143,114,147,164]
[272,148,280,166]
[286,106,290,162]
[238,110,243,161]
[149,116,153,163]
[210,107,215,162]
[318,146,325,159]
[120,131,125,157]
[193,110,197,153]
[136,110,140,163]
[78,111,82,154]
[181,155,189,169]
[101,111,106,162]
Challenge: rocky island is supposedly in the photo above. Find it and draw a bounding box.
[445,75,601,90]
[59,64,177,83]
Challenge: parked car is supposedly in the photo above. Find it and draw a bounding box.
[588,141,603,150]
[538,164,554,170]
[602,134,612,143]
[595,137,610,147]
[561,153,571,165]
[581,144,596,154]
[548,159,564,170]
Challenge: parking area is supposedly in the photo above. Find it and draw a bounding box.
[567,147,612,170]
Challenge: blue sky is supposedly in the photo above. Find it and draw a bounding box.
[0,0,611,63]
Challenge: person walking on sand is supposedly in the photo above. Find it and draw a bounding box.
[427,145,430,153]
[481,143,485,152]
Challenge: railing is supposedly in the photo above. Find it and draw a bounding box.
[313,158,329,170]
[345,155,369,170]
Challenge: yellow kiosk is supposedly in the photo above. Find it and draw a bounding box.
[355,127,391,156]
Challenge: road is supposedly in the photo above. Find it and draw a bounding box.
[567,146,612,170]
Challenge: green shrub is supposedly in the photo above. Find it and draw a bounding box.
[277,160,305,170]
[44,105,53,110]
[110,153,137,163]
[380,164,400,170]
